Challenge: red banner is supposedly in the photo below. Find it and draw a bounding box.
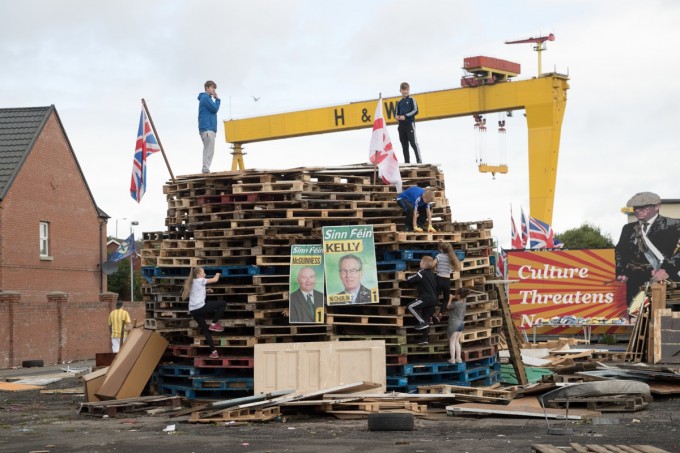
[507,249,628,333]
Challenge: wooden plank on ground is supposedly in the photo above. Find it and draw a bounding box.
[0,382,43,392]
[40,387,84,394]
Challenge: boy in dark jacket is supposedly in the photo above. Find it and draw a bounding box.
[396,82,421,164]
[405,255,438,345]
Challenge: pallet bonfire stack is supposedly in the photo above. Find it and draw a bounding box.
[141,164,502,399]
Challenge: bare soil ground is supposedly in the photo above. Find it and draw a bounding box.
[2,373,680,453]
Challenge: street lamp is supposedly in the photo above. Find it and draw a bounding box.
[115,217,127,240]
[130,221,139,302]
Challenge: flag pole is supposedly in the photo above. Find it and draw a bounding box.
[372,93,381,186]
[142,98,176,183]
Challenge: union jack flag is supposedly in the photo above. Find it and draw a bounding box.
[130,107,161,202]
[520,206,529,248]
[528,216,563,249]
[511,209,523,249]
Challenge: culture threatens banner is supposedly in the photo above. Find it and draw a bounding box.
[507,249,627,332]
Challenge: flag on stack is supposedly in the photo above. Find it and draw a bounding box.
[130,106,161,202]
[368,98,402,193]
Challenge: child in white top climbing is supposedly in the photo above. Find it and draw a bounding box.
[182,267,225,359]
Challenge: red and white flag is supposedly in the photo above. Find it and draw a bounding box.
[511,207,523,249]
[369,98,402,193]
[520,206,529,248]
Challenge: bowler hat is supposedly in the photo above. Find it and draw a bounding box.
[626,192,661,207]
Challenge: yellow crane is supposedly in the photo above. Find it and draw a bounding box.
[223,68,569,225]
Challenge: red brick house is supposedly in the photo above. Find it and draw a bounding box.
[0,106,113,367]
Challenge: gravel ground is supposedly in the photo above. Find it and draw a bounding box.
[1,370,679,453]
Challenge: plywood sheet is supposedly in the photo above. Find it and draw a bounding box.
[446,402,600,419]
[254,340,386,394]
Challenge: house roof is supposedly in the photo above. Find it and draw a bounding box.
[0,106,53,199]
[0,106,108,219]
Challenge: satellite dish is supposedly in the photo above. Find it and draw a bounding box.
[102,260,119,275]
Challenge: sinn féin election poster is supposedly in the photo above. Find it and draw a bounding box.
[322,225,379,305]
[289,244,325,323]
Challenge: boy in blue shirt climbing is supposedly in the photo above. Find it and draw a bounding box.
[396,186,436,233]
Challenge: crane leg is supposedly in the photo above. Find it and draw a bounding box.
[231,143,245,172]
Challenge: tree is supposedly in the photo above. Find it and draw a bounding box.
[106,257,142,301]
[555,222,614,249]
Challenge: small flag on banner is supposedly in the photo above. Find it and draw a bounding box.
[130,106,161,202]
[110,234,136,263]
[369,98,402,193]
[528,215,562,249]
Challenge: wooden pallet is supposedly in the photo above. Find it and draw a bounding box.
[545,395,649,412]
[532,444,670,453]
[325,400,427,414]
[417,384,512,404]
[326,313,404,327]
[190,405,281,423]
[79,396,181,418]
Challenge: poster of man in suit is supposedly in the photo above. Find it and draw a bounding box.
[615,191,680,310]
[289,245,325,323]
[323,225,379,305]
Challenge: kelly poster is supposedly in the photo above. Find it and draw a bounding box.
[507,249,628,334]
[288,245,325,324]
[322,225,379,305]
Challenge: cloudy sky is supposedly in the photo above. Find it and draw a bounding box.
[2,0,678,246]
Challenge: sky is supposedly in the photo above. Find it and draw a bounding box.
[2,0,679,247]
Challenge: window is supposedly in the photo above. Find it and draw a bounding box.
[40,221,50,258]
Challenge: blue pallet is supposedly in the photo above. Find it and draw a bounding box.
[143,265,261,280]
[388,361,466,376]
[467,355,498,368]
[406,367,489,385]
[203,265,261,276]
[382,249,437,262]
[158,383,251,399]
[386,376,408,387]
[472,370,501,386]
[141,266,188,280]
[156,364,244,378]
[376,261,407,272]
[389,365,492,387]
[387,369,499,391]
[157,364,201,377]
[460,366,491,381]
[191,376,254,391]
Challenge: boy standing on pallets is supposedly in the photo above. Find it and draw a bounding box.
[405,255,438,345]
